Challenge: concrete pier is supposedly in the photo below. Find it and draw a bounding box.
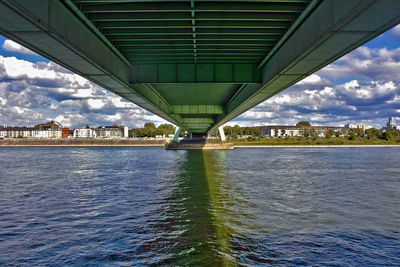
[165,140,234,150]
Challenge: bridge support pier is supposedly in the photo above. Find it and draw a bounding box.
[166,126,233,150]
[218,126,226,142]
[173,127,180,142]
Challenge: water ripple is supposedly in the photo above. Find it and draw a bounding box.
[0,147,400,265]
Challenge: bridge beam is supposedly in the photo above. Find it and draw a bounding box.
[211,0,400,131]
[170,105,224,115]
[133,63,261,84]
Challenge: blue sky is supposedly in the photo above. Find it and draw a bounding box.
[0,24,400,129]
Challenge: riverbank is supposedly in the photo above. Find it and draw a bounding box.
[0,138,167,146]
[231,137,400,146]
[2,137,400,148]
[236,145,400,148]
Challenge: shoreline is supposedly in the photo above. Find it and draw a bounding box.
[0,144,165,147]
[1,143,400,148]
[235,144,400,148]
[1,139,400,148]
[0,139,167,147]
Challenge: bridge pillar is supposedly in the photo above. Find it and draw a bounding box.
[218,126,226,142]
[189,132,192,140]
[173,127,180,142]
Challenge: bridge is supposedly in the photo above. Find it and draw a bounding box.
[0,0,399,138]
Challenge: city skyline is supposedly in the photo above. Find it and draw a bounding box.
[0,24,399,129]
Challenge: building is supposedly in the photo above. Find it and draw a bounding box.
[257,125,345,138]
[258,126,303,138]
[345,123,365,131]
[49,128,62,138]
[0,122,128,139]
[383,117,400,131]
[35,121,62,129]
[73,128,96,138]
[95,125,128,138]
[62,128,69,138]
[0,126,36,138]
[123,126,128,138]
[0,126,67,139]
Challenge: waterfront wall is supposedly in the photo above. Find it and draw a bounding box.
[0,138,167,146]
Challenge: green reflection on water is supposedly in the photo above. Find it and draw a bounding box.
[202,150,236,266]
[143,150,243,266]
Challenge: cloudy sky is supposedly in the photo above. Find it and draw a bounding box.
[1,24,400,129]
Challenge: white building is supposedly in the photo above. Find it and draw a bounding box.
[95,125,126,138]
[95,125,129,138]
[345,123,365,131]
[258,125,345,138]
[123,126,128,138]
[0,126,65,139]
[0,126,37,138]
[0,129,6,138]
[73,128,96,138]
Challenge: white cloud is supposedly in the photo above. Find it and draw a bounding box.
[0,54,166,128]
[297,74,322,85]
[234,77,400,128]
[87,99,105,110]
[2,39,37,55]
[54,113,86,128]
[1,26,400,130]
[319,46,400,81]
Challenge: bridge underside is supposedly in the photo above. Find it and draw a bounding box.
[0,0,399,133]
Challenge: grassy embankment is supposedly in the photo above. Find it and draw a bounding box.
[231,137,400,146]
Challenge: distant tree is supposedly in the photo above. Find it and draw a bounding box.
[355,127,365,137]
[365,128,380,139]
[243,127,251,136]
[334,131,340,138]
[348,131,356,140]
[340,129,348,137]
[131,128,142,137]
[156,123,175,136]
[382,131,393,141]
[128,129,135,137]
[233,125,241,137]
[310,128,318,138]
[325,129,334,139]
[302,129,310,138]
[85,124,90,129]
[251,127,261,137]
[296,121,311,127]
[144,122,156,130]
[223,126,233,139]
[281,129,286,137]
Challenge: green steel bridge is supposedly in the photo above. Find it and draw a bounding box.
[0,0,399,137]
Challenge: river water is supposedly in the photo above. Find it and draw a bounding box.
[0,147,400,266]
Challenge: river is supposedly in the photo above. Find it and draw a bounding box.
[0,147,400,265]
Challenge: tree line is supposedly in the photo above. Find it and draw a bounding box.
[222,125,261,139]
[130,123,177,137]
[128,121,400,141]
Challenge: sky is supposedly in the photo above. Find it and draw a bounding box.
[0,24,400,129]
